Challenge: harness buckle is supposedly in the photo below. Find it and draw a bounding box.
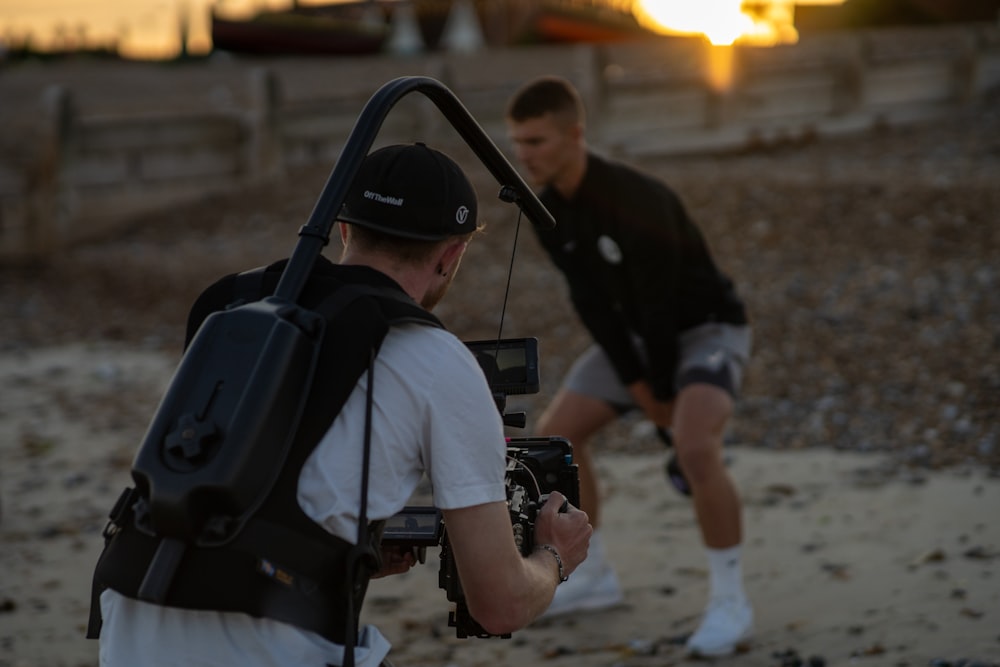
[102,487,138,540]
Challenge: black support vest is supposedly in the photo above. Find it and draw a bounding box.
[88,259,442,643]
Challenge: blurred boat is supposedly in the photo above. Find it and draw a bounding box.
[209,0,656,56]
[211,2,389,56]
[414,0,655,48]
[521,1,655,44]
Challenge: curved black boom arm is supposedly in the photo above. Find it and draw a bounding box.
[274,75,555,303]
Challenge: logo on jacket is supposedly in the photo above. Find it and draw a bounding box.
[705,349,725,370]
[597,235,623,265]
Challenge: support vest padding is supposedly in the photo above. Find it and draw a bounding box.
[88,258,442,643]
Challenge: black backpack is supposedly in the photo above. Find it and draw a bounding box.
[88,259,442,644]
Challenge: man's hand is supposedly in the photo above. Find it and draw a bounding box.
[441,498,592,634]
[371,545,417,579]
[533,491,592,579]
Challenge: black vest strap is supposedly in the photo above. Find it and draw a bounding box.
[231,265,267,306]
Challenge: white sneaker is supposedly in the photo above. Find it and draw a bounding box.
[685,595,754,657]
[539,531,623,619]
[540,560,623,618]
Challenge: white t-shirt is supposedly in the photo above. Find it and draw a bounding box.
[100,324,507,666]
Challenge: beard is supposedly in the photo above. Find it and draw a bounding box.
[421,269,456,310]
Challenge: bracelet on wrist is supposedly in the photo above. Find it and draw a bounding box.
[534,543,568,584]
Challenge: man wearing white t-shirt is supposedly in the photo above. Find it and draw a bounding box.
[90,143,592,666]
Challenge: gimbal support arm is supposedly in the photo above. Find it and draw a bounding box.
[274,75,556,304]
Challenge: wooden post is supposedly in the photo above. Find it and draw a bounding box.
[952,34,978,104]
[28,85,75,256]
[573,44,605,138]
[248,67,284,181]
[704,43,735,129]
[831,35,864,115]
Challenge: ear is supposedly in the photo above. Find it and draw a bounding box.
[437,239,468,275]
[339,223,349,245]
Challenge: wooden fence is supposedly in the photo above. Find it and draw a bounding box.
[1,22,998,263]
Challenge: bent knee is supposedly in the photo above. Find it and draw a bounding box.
[674,437,725,483]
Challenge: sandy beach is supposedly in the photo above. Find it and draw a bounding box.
[1,343,999,667]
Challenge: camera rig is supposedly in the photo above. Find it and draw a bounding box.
[92,76,561,667]
[381,337,580,638]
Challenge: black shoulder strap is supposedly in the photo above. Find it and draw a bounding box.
[229,262,443,330]
[311,282,443,330]
[231,266,267,307]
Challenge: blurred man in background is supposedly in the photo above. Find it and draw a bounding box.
[506,77,753,657]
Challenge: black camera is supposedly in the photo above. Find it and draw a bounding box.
[465,337,539,429]
[381,338,579,638]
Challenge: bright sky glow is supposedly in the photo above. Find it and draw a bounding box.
[633,0,844,46]
[633,0,754,45]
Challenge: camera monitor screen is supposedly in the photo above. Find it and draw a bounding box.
[382,506,442,546]
[465,337,539,395]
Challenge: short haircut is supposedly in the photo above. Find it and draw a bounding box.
[347,224,447,265]
[505,76,585,126]
[346,224,477,266]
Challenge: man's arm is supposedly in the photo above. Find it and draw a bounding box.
[441,493,591,635]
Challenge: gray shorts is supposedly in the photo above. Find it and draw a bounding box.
[563,323,752,410]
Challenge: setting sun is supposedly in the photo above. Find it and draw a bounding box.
[633,0,841,46]
[632,0,755,45]
[632,0,847,47]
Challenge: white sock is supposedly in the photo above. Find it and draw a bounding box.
[706,545,746,601]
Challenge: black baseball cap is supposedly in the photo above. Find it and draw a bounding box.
[338,143,478,241]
